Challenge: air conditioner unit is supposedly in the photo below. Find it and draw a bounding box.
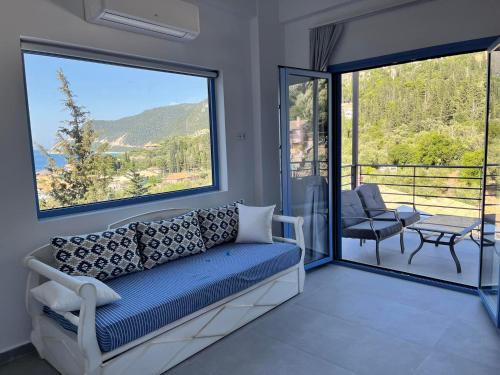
[83,0,200,41]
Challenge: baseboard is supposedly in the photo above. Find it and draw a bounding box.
[0,342,35,366]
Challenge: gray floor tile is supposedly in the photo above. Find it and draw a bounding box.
[297,282,452,347]
[252,304,431,375]
[414,350,500,375]
[436,317,500,369]
[325,265,478,319]
[165,357,212,375]
[456,296,496,324]
[0,353,57,375]
[181,329,356,375]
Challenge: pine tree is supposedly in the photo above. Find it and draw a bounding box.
[44,69,112,206]
[125,167,148,196]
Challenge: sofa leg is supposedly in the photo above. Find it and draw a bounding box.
[31,329,45,360]
[359,239,363,247]
[400,232,405,254]
[375,240,381,265]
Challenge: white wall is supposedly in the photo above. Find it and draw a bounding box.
[251,0,284,207]
[283,0,500,68]
[0,0,258,353]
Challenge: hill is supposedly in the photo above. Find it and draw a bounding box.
[340,52,487,166]
[92,100,210,151]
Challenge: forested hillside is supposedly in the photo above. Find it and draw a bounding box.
[93,100,210,150]
[37,70,213,210]
[342,52,487,167]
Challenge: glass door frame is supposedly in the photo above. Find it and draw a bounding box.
[478,37,500,328]
[279,66,334,270]
[328,36,499,294]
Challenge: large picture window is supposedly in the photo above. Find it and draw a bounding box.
[22,47,219,217]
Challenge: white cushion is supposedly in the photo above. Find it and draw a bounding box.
[235,203,275,244]
[31,276,121,312]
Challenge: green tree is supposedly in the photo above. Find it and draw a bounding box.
[414,131,462,165]
[460,150,484,181]
[388,143,414,165]
[125,167,148,196]
[42,69,112,207]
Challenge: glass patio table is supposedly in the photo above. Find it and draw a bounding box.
[407,214,481,273]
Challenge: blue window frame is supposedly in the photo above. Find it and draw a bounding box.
[329,36,498,74]
[21,42,219,218]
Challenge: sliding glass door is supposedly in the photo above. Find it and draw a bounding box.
[334,50,492,287]
[479,38,500,328]
[279,67,333,269]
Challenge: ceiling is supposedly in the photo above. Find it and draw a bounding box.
[278,0,425,24]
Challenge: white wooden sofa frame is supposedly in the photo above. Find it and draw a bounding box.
[24,208,305,375]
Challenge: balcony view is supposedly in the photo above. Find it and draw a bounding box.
[339,51,498,287]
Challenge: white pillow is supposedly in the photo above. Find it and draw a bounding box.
[235,203,275,244]
[31,276,121,312]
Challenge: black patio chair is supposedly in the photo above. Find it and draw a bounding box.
[355,183,420,253]
[341,190,403,265]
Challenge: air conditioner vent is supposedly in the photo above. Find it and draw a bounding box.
[84,0,199,41]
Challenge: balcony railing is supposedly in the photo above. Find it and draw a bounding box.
[289,161,498,218]
[342,163,498,218]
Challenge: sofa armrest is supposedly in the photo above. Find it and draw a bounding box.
[24,256,101,361]
[272,214,305,292]
[24,256,89,294]
[272,215,305,249]
[272,214,302,225]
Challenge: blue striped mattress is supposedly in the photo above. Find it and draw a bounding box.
[45,242,301,352]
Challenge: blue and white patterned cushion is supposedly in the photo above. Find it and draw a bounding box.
[197,201,241,249]
[51,223,143,282]
[137,211,206,269]
[45,241,302,352]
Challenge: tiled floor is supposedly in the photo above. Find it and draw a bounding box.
[1,265,499,375]
[342,230,480,286]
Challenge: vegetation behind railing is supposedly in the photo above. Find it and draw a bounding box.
[290,162,498,218]
[342,163,499,218]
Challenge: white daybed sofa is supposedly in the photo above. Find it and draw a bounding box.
[24,208,305,375]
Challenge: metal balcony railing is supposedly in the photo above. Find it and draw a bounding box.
[341,163,500,218]
[289,161,498,218]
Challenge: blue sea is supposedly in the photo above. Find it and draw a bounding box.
[33,150,67,172]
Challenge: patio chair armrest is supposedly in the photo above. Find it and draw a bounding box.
[365,207,396,212]
[365,208,400,221]
[342,217,378,237]
[341,216,373,222]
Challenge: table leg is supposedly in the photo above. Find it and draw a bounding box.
[449,235,462,273]
[435,232,444,246]
[469,232,480,247]
[469,232,494,248]
[408,230,425,264]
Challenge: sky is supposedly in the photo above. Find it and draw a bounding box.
[23,52,208,148]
